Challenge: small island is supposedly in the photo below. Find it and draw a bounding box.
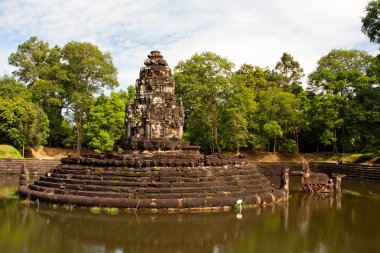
[19,51,288,210]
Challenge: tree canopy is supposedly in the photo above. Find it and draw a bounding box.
[362,0,380,45]
[0,98,49,156]
[1,23,380,156]
[8,36,118,152]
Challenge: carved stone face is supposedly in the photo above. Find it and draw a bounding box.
[152,97,163,107]
[151,123,163,138]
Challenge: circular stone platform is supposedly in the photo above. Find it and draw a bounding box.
[19,153,287,209]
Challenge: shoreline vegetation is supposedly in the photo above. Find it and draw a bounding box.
[1,144,379,165]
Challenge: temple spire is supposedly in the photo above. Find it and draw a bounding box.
[125,51,188,151]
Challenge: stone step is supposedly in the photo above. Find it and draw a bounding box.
[28,184,272,200]
[37,176,269,192]
[48,172,266,183]
[52,167,265,179]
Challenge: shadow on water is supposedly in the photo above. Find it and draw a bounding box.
[1,177,380,253]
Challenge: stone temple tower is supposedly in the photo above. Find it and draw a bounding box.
[19,50,287,209]
[125,51,190,151]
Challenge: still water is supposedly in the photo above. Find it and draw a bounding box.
[1,176,380,253]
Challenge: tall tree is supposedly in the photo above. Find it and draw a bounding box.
[219,73,257,153]
[362,0,380,45]
[174,52,234,153]
[263,120,283,154]
[84,88,135,153]
[275,52,305,94]
[345,85,380,152]
[235,64,278,93]
[308,49,373,153]
[61,41,118,152]
[257,87,301,153]
[8,36,68,147]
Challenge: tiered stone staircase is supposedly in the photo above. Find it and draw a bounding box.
[19,154,287,209]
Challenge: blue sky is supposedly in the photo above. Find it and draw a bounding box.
[0,0,377,90]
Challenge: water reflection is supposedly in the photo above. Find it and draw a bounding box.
[1,178,380,253]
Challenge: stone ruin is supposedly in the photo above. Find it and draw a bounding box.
[293,162,345,194]
[19,51,288,210]
[125,50,190,151]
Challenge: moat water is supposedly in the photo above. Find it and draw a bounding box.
[1,175,380,253]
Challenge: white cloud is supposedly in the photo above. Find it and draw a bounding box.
[0,0,375,90]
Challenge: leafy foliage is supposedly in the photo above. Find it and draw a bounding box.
[61,41,119,152]
[275,52,304,94]
[307,49,374,153]
[282,139,298,155]
[8,37,118,151]
[362,0,380,45]
[0,98,49,151]
[174,52,235,153]
[2,29,380,155]
[84,89,134,153]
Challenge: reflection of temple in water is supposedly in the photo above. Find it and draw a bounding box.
[298,193,343,236]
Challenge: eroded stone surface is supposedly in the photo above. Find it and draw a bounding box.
[125,51,190,151]
[293,162,345,193]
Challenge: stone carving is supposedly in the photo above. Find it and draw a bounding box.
[125,51,188,151]
[19,164,30,186]
[332,173,346,192]
[18,50,288,209]
[293,162,345,193]
[281,167,289,193]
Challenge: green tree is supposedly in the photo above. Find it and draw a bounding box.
[0,75,31,100]
[174,52,234,153]
[219,73,257,153]
[263,120,283,154]
[362,0,380,45]
[0,98,49,156]
[257,87,301,152]
[61,41,118,152]
[8,36,69,147]
[275,52,305,94]
[84,89,134,153]
[308,49,373,153]
[345,84,380,152]
[235,64,278,93]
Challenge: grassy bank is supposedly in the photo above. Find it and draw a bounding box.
[0,145,22,158]
[240,151,380,164]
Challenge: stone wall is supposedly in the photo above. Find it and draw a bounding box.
[311,162,380,180]
[256,162,302,176]
[3,159,380,180]
[0,159,61,175]
[256,161,380,180]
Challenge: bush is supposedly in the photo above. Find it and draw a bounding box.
[282,139,298,155]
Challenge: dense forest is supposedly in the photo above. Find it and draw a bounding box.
[1,0,380,155]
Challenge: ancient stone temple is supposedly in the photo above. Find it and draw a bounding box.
[125,50,190,151]
[19,51,287,210]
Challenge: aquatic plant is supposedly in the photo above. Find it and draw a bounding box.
[90,206,101,214]
[0,187,19,199]
[20,199,32,205]
[63,204,75,211]
[104,207,119,215]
